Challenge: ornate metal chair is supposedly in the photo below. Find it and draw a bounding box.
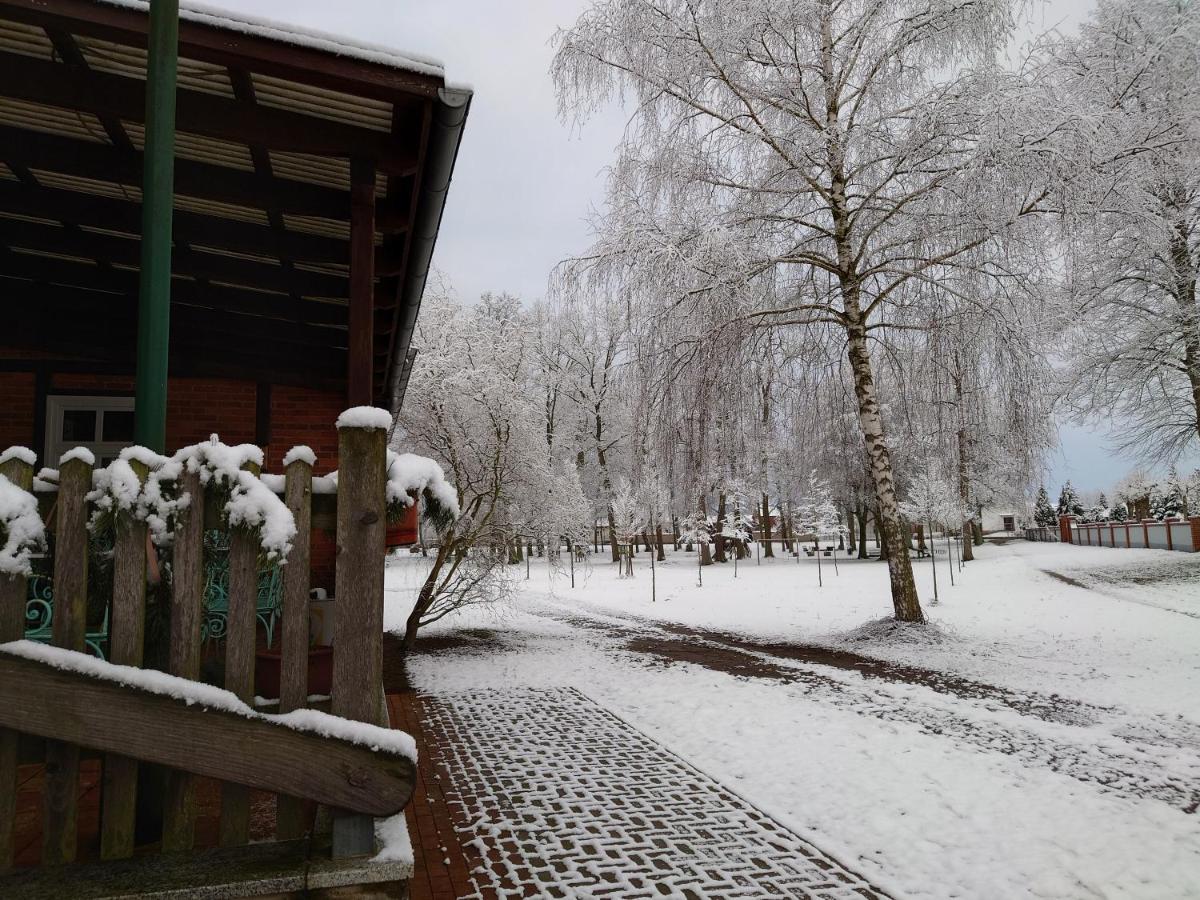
[200,530,284,648]
[24,569,111,660]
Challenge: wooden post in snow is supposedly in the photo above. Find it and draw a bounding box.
[100,458,149,860]
[42,451,92,865]
[162,468,206,852]
[277,453,313,841]
[0,452,34,871]
[220,460,261,847]
[332,417,387,858]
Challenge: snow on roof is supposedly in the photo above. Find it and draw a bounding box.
[96,0,446,79]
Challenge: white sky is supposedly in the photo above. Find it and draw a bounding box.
[216,0,1190,492]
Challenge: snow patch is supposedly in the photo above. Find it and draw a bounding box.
[59,447,96,467]
[336,406,393,431]
[373,811,415,865]
[386,451,459,519]
[282,445,317,467]
[0,474,45,576]
[0,446,36,467]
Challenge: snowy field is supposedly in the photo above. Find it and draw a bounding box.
[384,541,1200,899]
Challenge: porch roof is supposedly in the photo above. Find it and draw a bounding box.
[0,0,470,406]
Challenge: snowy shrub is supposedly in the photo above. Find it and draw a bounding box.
[0,472,45,577]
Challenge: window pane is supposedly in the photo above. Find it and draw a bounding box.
[61,409,97,442]
[102,410,135,442]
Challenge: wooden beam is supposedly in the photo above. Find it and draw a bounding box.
[347,158,375,407]
[0,650,416,817]
[0,275,348,351]
[0,302,348,383]
[0,180,409,263]
[0,124,397,221]
[0,218,350,298]
[0,51,418,176]
[0,261,347,328]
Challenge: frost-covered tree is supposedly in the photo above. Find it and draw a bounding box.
[1033,486,1057,527]
[1047,0,1200,462]
[1056,481,1085,518]
[554,0,1055,623]
[394,285,590,649]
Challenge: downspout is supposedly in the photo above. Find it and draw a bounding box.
[387,86,472,411]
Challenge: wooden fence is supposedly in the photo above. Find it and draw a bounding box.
[1058,515,1200,553]
[0,419,411,886]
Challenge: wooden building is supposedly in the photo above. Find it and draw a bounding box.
[0,0,468,583]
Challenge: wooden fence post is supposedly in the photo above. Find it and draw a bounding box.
[220,462,260,847]
[162,468,205,853]
[331,420,387,858]
[277,454,313,841]
[43,451,92,865]
[100,459,149,860]
[0,452,34,871]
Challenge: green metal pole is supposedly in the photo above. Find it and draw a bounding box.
[134,0,179,453]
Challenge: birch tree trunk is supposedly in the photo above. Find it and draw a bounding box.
[846,310,922,621]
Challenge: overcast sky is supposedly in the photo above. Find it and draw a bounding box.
[217,0,1192,494]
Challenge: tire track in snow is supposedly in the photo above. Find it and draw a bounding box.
[536,602,1200,815]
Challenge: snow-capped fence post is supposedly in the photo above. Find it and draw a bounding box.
[43,449,92,865]
[220,458,262,848]
[99,457,149,861]
[331,411,389,859]
[163,467,207,853]
[277,451,314,841]
[0,450,34,872]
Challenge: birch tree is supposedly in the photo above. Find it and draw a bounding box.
[555,0,1052,622]
[1047,0,1200,462]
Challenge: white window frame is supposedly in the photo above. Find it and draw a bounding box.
[45,394,136,469]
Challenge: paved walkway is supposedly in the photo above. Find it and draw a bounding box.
[414,686,890,899]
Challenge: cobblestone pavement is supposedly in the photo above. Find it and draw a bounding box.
[419,687,892,899]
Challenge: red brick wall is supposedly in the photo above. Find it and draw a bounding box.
[265,384,344,475]
[0,372,35,450]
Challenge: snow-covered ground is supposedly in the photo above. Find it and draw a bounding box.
[385,541,1200,900]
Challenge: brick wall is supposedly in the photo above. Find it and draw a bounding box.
[0,372,35,449]
[265,384,344,475]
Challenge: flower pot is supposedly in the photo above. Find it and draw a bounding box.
[385,503,419,548]
[254,644,333,700]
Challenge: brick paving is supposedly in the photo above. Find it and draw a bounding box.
[418,686,891,899]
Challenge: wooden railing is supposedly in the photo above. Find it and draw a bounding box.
[0,418,408,877]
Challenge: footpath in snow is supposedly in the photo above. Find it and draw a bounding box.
[385,540,1200,900]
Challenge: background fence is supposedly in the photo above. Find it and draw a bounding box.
[1058,515,1200,553]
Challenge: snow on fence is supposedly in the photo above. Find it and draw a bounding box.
[1058,515,1200,553]
[0,411,421,875]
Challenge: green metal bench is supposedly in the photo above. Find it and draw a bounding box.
[23,530,284,657]
[200,530,284,648]
[24,571,111,660]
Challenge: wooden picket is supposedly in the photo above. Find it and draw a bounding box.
[0,453,33,872]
